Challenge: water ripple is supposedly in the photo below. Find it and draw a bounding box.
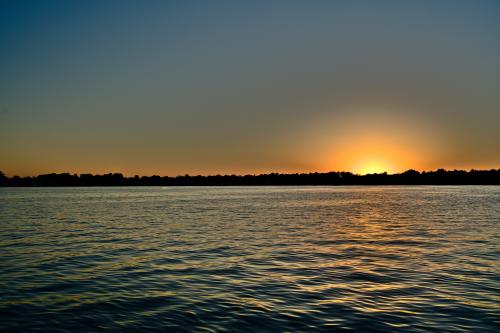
[1,186,499,332]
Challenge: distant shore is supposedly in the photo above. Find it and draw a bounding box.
[1,169,499,186]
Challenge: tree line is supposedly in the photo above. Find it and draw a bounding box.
[1,169,499,186]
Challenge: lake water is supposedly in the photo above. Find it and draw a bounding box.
[0,186,499,332]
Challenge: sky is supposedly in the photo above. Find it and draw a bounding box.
[1,0,499,176]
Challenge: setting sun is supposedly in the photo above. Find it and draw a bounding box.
[300,106,449,176]
[356,161,391,175]
[321,134,420,176]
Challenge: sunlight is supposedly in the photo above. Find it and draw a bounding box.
[305,107,441,175]
[322,138,407,175]
[357,163,389,175]
[353,157,392,175]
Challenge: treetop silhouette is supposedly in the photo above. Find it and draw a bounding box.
[0,169,499,186]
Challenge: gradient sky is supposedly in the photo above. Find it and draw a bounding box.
[1,0,499,176]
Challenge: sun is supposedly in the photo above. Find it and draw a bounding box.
[358,163,389,175]
[319,133,416,175]
[353,157,393,175]
[309,106,440,175]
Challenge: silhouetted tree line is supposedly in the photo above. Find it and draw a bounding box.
[0,169,499,186]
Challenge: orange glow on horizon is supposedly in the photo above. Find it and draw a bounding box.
[315,125,428,175]
[298,106,450,175]
[326,140,418,175]
[355,160,392,175]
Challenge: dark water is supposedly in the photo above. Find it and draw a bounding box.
[0,186,499,332]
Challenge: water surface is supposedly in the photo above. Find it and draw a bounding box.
[1,186,499,332]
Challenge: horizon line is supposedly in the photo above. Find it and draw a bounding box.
[2,168,500,179]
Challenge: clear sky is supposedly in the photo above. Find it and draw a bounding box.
[1,0,499,176]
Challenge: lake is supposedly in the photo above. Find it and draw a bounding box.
[0,186,499,332]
